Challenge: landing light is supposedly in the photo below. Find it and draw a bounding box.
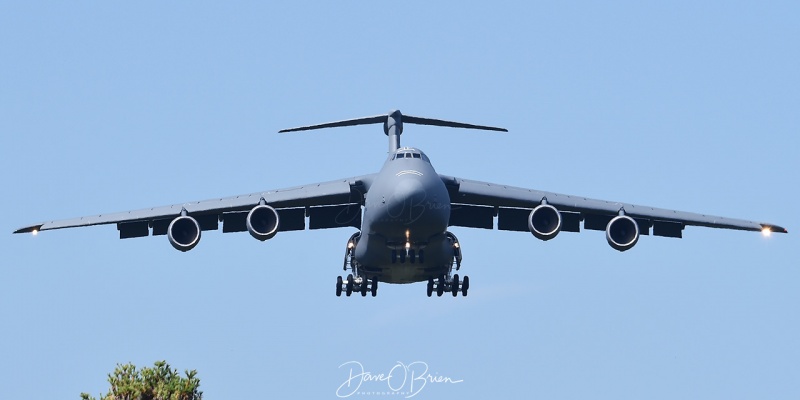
[347,242,354,249]
[405,242,411,249]
[32,229,38,236]
[761,227,772,237]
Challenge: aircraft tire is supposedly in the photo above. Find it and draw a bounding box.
[336,276,343,297]
[427,279,433,297]
[371,277,378,297]
[346,274,354,296]
[452,274,460,297]
[462,276,469,297]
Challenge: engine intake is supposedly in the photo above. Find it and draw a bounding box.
[606,215,639,251]
[528,204,562,241]
[247,204,280,241]
[168,215,201,252]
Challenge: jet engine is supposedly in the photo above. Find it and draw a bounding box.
[528,204,562,241]
[168,215,201,252]
[247,204,280,241]
[606,215,639,251]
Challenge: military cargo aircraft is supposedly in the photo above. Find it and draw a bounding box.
[14,110,787,297]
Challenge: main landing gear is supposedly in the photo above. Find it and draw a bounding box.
[336,233,378,297]
[427,232,468,297]
[427,274,469,297]
[336,274,378,297]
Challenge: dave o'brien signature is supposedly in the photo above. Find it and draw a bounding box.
[336,360,463,398]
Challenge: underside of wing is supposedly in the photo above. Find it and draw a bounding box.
[14,175,375,249]
[441,174,786,250]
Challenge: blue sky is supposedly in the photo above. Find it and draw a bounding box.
[2,2,797,399]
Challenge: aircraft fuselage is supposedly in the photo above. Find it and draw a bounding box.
[355,147,454,283]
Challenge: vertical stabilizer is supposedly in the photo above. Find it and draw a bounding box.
[384,110,403,153]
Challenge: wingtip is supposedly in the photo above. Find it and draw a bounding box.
[14,224,43,234]
[761,224,788,234]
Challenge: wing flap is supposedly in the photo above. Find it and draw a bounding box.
[118,221,149,239]
[653,221,684,238]
[497,207,529,232]
[308,204,361,230]
[583,214,613,231]
[277,208,307,232]
[221,212,247,233]
[561,211,582,233]
[449,204,494,229]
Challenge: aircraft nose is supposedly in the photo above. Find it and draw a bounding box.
[386,179,428,222]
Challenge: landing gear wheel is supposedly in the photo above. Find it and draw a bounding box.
[346,274,354,297]
[336,276,343,297]
[427,279,434,297]
[452,274,460,297]
[371,277,378,297]
[436,276,444,297]
[360,278,368,297]
[409,249,415,264]
[462,275,469,297]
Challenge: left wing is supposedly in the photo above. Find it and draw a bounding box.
[14,175,374,241]
[441,175,786,247]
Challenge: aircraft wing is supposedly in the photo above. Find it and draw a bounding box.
[440,175,787,237]
[14,175,375,238]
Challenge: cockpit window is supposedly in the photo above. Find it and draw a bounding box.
[393,151,430,162]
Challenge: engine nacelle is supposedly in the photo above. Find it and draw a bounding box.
[528,204,562,241]
[247,204,280,241]
[168,215,201,252]
[606,215,639,252]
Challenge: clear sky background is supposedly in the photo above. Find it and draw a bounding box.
[1,2,798,399]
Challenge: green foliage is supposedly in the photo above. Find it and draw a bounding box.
[80,360,202,400]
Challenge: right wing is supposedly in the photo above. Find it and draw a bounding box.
[14,174,375,239]
[442,175,787,237]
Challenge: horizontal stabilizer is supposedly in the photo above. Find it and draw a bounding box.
[279,115,386,133]
[279,110,507,133]
[403,115,507,132]
[279,109,506,153]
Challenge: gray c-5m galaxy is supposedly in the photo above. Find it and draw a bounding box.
[14,110,787,297]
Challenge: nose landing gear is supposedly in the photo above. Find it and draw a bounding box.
[391,248,425,264]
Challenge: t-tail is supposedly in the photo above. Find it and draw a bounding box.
[279,109,508,153]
